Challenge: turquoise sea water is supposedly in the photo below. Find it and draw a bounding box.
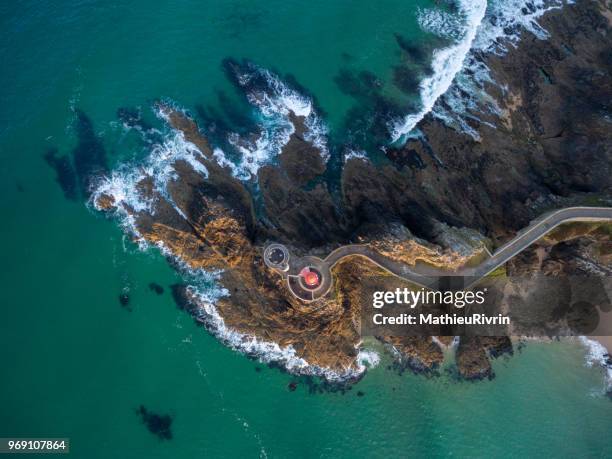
[0,0,611,457]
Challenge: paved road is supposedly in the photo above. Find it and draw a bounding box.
[267,207,612,301]
[466,207,612,279]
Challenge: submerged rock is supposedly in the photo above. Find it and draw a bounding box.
[148,282,165,295]
[136,405,173,440]
[118,292,131,311]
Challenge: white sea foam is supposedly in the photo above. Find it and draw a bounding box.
[250,68,313,118]
[226,65,329,179]
[474,0,574,55]
[187,283,367,382]
[356,349,381,370]
[579,337,612,393]
[90,167,150,247]
[391,0,488,142]
[392,0,574,141]
[344,149,368,163]
[417,7,465,41]
[227,127,292,180]
[147,131,209,187]
[212,147,240,176]
[91,107,210,238]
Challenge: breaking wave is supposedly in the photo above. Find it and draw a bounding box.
[579,337,612,394]
[92,111,365,381]
[91,108,209,240]
[357,349,381,369]
[391,0,487,142]
[344,149,368,163]
[187,281,369,382]
[226,64,329,179]
[392,0,574,142]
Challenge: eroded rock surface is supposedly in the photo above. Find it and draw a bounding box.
[93,0,611,382]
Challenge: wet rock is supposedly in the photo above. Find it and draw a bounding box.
[481,337,513,359]
[381,336,444,375]
[455,336,494,381]
[118,292,131,311]
[92,1,612,385]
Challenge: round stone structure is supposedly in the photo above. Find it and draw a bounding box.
[261,243,334,302]
[263,243,290,272]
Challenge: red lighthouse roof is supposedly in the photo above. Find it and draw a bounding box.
[299,267,321,288]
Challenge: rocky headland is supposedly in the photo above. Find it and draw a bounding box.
[92,0,611,382]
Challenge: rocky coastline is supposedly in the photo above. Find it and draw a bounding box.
[92,0,611,382]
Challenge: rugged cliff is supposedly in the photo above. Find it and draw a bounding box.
[93,0,611,381]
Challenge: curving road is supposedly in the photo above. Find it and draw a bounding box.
[265,207,612,301]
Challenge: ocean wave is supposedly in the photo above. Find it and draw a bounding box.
[357,349,381,369]
[392,0,574,142]
[579,337,612,393]
[91,108,210,238]
[90,167,150,247]
[474,0,574,55]
[391,0,488,142]
[344,149,368,163]
[417,7,466,41]
[432,0,574,139]
[187,283,367,382]
[225,63,329,179]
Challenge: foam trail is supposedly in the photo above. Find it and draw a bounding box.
[392,0,574,141]
[91,106,210,239]
[474,0,575,55]
[226,64,329,179]
[187,282,367,382]
[391,0,487,142]
[579,337,612,393]
[344,149,368,163]
[357,349,381,369]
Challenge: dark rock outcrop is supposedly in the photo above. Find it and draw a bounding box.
[93,1,611,381]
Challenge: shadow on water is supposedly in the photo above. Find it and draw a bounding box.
[194,89,257,147]
[117,106,163,145]
[331,32,447,154]
[72,109,108,196]
[43,147,79,201]
[43,109,108,201]
[148,282,165,295]
[135,405,173,440]
[333,68,408,152]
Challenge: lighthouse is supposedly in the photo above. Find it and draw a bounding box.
[299,267,321,290]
